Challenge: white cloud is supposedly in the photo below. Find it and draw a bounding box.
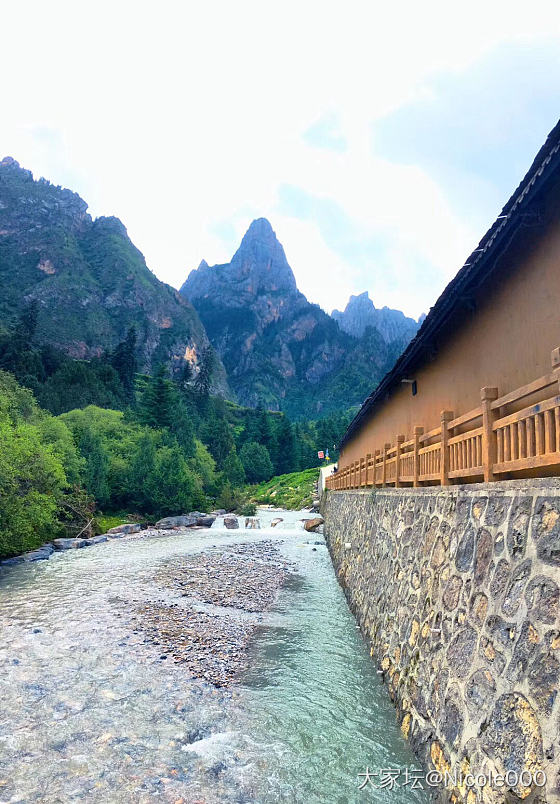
[2,0,559,319]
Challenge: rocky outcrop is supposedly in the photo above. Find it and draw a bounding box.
[0,157,228,391]
[332,290,420,343]
[324,481,560,803]
[155,513,216,529]
[224,515,239,529]
[180,219,406,415]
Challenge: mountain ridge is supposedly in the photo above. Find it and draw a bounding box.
[0,156,229,394]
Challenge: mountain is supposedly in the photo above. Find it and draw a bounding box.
[0,157,228,392]
[332,291,420,343]
[181,219,408,416]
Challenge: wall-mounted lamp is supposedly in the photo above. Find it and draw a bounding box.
[401,378,418,396]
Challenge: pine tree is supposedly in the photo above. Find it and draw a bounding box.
[194,346,215,398]
[274,416,297,475]
[138,365,175,430]
[110,326,137,399]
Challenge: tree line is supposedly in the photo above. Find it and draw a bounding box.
[0,304,352,558]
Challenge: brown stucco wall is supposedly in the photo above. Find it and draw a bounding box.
[341,203,560,468]
[324,481,560,802]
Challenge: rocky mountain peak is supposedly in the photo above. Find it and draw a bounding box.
[181,218,298,305]
[332,291,419,344]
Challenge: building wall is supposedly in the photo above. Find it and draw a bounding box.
[341,201,560,467]
[324,481,560,803]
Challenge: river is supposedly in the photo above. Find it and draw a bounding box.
[0,510,429,803]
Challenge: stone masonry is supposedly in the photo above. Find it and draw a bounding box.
[323,480,560,803]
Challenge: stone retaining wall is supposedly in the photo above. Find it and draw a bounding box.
[323,480,560,803]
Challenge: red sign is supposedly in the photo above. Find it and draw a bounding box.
[318,451,324,459]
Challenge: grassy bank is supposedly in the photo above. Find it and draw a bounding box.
[246,467,319,510]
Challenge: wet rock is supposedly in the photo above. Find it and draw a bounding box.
[304,517,324,532]
[107,523,142,534]
[244,517,260,529]
[1,555,26,566]
[223,515,239,529]
[24,544,54,561]
[83,535,108,546]
[155,516,198,529]
[196,516,216,528]
[270,518,283,527]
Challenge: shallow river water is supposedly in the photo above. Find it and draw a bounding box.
[0,510,428,803]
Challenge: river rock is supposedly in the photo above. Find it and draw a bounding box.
[304,517,324,532]
[24,544,54,561]
[155,515,198,529]
[270,518,283,527]
[196,516,216,528]
[1,555,26,566]
[245,517,260,529]
[211,509,227,516]
[52,538,87,550]
[83,535,109,546]
[107,523,141,534]
[224,515,239,529]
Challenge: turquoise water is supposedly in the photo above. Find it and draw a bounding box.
[0,511,429,803]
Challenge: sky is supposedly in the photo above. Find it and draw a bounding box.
[2,1,560,320]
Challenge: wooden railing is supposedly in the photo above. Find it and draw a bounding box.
[326,347,560,490]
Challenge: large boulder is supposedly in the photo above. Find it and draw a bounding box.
[224,515,239,529]
[52,538,88,550]
[270,517,283,528]
[303,517,324,533]
[155,515,198,529]
[107,523,141,534]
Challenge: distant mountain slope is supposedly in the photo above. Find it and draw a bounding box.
[332,291,420,342]
[0,157,228,393]
[181,218,409,415]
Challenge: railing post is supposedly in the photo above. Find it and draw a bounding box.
[374,449,381,486]
[481,387,499,482]
[395,435,405,488]
[440,410,454,486]
[553,347,560,391]
[413,426,424,487]
[365,453,372,486]
[382,443,390,487]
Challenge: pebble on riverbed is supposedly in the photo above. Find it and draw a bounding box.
[130,541,295,687]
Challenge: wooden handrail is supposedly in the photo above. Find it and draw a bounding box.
[324,346,560,492]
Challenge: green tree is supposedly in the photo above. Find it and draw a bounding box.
[222,447,246,486]
[137,364,175,430]
[274,416,297,475]
[240,441,274,483]
[110,326,137,400]
[194,346,215,399]
[78,425,110,507]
